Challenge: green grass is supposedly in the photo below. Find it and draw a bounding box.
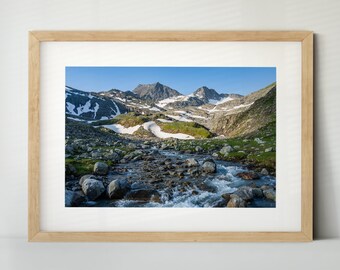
[171,120,276,171]
[158,122,213,139]
[91,112,150,127]
[247,152,276,170]
[65,158,113,176]
[116,113,149,127]
[226,151,248,161]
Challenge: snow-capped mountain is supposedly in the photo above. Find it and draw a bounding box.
[65,82,276,138]
[193,86,222,103]
[64,82,267,125]
[65,86,127,120]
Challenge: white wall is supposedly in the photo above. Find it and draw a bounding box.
[0,0,339,269]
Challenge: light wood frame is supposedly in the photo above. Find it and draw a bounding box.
[28,31,313,242]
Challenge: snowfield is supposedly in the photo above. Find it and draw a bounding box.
[114,97,127,103]
[101,121,194,140]
[156,95,189,108]
[225,102,254,112]
[166,114,193,122]
[149,107,161,112]
[208,102,254,113]
[142,121,194,139]
[214,96,234,105]
[157,118,173,123]
[186,113,207,120]
[103,124,141,135]
[66,116,83,122]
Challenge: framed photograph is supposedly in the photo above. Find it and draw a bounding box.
[28,31,313,242]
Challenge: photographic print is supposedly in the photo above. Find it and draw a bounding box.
[65,67,276,208]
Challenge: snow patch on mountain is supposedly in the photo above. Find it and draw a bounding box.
[209,96,234,105]
[66,116,83,122]
[66,102,76,115]
[150,107,161,112]
[157,119,173,123]
[226,102,254,111]
[156,95,190,108]
[103,124,141,134]
[111,100,121,116]
[101,121,194,140]
[208,102,254,113]
[143,121,194,139]
[166,115,193,122]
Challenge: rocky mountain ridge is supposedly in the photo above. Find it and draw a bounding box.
[65,82,276,138]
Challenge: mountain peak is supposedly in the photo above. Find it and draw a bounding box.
[133,82,181,101]
[193,86,221,102]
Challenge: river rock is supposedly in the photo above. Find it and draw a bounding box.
[186,158,199,167]
[221,193,231,204]
[212,198,228,208]
[260,168,269,175]
[82,178,105,200]
[212,152,219,158]
[65,163,77,175]
[252,188,264,198]
[234,186,254,201]
[161,143,169,150]
[188,167,200,176]
[91,151,102,159]
[202,159,216,173]
[103,151,120,161]
[195,146,203,152]
[132,155,142,162]
[79,174,96,186]
[125,189,160,202]
[236,172,260,180]
[127,143,137,150]
[93,161,109,175]
[150,194,161,203]
[107,179,130,199]
[199,181,217,193]
[265,147,273,152]
[65,190,85,207]
[220,145,233,156]
[227,194,246,207]
[260,185,272,190]
[263,188,276,201]
[254,138,265,144]
[65,145,74,154]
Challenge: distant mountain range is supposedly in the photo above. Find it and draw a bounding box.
[65,82,276,138]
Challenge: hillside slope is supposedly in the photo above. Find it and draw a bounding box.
[210,85,276,137]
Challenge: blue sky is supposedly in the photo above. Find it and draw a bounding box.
[66,67,276,95]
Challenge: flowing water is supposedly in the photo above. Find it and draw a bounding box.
[83,150,276,208]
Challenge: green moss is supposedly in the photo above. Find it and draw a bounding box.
[225,151,248,161]
[116,113,149,127]
[159,122,212,139]
[247,152,276,170]
[65,158,113,176]
[65,158,95,176]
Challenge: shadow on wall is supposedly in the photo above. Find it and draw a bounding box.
[313,34,339,240]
